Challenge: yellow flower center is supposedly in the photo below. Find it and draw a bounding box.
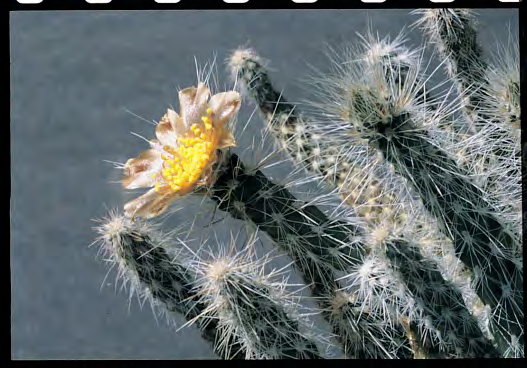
[154,108,216,193]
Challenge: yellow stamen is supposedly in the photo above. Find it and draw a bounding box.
[155,110,225,195]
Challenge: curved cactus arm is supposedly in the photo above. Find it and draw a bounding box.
[208,151,411,358]
[185,236,324,359]
[385,239,500,358]
[229,48,415,228]
[415,9,521,207]
[229,49,323,174]
[332,58,523,356]
[486,31,520,130]
[413,9,492,132]
[93,211,246,359]
[211,152,365,274]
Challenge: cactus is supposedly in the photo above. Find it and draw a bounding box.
[93,211,245,359]
[228,35,503,358]
[413,9,491,132]
[94,9,522,359]
[93,211,321,359]
[185,237,323,359]
[385,239,499,358]
[211,151,412,358]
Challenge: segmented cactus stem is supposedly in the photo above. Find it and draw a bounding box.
[188,247,323,359]
[414,9,491,131]
[209,151,411,358]
[343,72,523,356]
[93,212,245,359]
[229,48,405,228]
[385,240,499,358]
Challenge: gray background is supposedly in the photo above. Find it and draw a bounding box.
[11,9,518,359]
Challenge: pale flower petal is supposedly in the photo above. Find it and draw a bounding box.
[217,130,237,149]
[178,82,211,125]
[166,108,187,136]
[122,149,163,189]
[124,188,179,218]
[156,112,179,147]
[148,138,163,152]
[208,91,242,124]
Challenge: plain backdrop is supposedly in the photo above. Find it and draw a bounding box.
[10,9,519,359]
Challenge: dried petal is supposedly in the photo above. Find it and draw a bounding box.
[156,113,179,147]
[124,188,179,219]
[217,130,237,149]
[166,108,187,135]
[208,91,242,124]
[179,83,210,126]
[122,149,162,189]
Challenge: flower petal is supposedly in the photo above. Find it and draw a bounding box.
[208,91,241,125]
[156,111,179,147]
[166,108,187,136]
[178,83,210,126]
[122,149,162,189]
[149,138,163,152]
[217,130,237,149]
[124,188,179,218]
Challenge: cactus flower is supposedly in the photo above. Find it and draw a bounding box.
[123,83,241,218]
